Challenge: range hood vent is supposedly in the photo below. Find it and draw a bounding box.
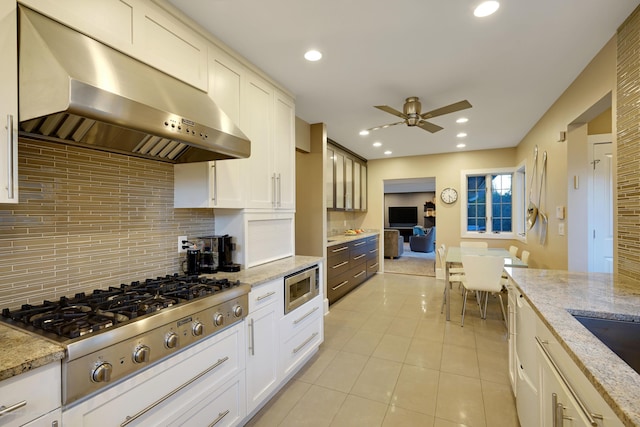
[18,6,250,163]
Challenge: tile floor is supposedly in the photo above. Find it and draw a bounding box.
[246,272,520,427]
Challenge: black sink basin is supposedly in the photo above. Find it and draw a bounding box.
[572,315,640,375]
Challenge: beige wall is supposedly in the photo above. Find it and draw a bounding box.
[364,148,516,266]
[514,37,616,270]
[0,140,216,309]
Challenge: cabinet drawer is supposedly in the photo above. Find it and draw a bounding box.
[327,251,350,277]
[327,243,350,259]
[280,313,323,378]
[279,295,323,341]
[0,362,60,427]
[367,258,379,276]
[249,278,283,312]
[350,239,369,256]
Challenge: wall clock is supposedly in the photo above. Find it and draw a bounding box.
[440,187,458,204]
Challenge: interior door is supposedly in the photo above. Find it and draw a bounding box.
[589,140,613,273]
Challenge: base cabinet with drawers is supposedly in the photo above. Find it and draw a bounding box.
[326,234,379,304]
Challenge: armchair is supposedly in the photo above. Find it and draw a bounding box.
[384,229,404,258]
[409,227,435,253]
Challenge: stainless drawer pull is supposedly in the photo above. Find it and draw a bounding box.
[293,332,319,354]
[211,163,217,205]
[6,115,15,200]
[369,263,379,268]
[353,254,366,260]
[369,248,378,253]
[121,357,229,426]
[536,336,600,427]
[354,270,366,278]
[249,318,255,356]
[208,409,230,427]
[294,306,319,324]
[0,400,27,416]
[353,241,366,246]
[332,280,349,291]
[256,291,276,301]
[331,246,348,253]
[331,261,348,269]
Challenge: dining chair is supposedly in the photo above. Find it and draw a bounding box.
[521,250,530,265]
[460,241,488,248]
[437,247,465,314]
[460,254,506,327]
[509,245,518,257]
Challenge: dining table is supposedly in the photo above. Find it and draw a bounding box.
[443,246,528,321]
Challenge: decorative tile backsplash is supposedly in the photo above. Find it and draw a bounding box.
[0,139,215,309]
[617,7,640,280]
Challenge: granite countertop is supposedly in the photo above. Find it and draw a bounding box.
[0,255,323,383]
[326,231,379,246]
[0,324,65,382]
[506,268,640,427]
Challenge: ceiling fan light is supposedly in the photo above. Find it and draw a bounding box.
[304,50,322,61]
[474,1,499,17]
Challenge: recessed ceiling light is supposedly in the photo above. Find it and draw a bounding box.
[359,130,370,136]
[457,143,466,148]
[474,1,499,17]
[304,50,322,61]
[384,150,392,155]
[373,142,382,147]
[456,117,469,124]
[457,132,467,138]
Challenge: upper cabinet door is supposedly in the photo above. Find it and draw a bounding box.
[273,91,295,210]
[20,0,208,91]
[0,0,18,204]
[353,162,361,210]
[326,148,335,209]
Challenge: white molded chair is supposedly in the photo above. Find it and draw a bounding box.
[520,250,530,265]
[509,245,518,257]
[438,247,465,314]
[460,254,506,327]
[460,241,488,248]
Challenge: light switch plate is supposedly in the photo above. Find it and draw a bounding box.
[556,206,565,219]
[558,223,565,236]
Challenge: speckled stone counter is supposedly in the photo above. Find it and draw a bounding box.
[204,255,323,287]
[326,231,379,246]
[506,268,640,426]
[0,324,64,382]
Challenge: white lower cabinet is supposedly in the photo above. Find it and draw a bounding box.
[507,284,517,394]
[279,295,323,379]
[535,318,623,427]
[0,362,61,427]
[246,279,281,415]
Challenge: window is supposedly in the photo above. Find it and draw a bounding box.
[461,167,524,239]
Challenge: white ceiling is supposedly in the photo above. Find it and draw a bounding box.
[168,0,639,160]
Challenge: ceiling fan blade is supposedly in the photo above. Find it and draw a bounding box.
[417,120,444,133]
[421,100,472,119]
[375,105,407,119]
[367,121,405,132]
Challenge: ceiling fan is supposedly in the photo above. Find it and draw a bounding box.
[366,97,472,133]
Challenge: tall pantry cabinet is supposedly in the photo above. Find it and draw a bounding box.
[0,0,18,204]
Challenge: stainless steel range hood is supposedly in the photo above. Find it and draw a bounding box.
[18,6,250,163]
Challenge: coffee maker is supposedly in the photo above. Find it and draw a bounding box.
[198,235,240,273]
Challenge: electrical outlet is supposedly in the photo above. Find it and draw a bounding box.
[178,235,188,253]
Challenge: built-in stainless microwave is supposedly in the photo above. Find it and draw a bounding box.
[284,265,319,314]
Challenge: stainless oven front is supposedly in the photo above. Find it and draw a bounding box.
[284,265,319,314]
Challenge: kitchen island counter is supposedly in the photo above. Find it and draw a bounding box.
[506,268,640,427]
[0,323,64,381]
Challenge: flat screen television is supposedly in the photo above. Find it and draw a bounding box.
[388,206,418,227]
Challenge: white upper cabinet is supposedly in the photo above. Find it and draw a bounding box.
[0,0,18,204]
[273,90,295,210]
[20,0,208,90]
